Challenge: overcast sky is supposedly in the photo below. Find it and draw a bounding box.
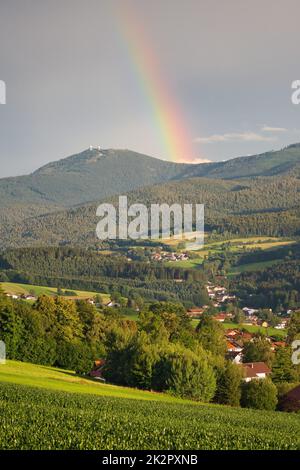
[0,0,300,176]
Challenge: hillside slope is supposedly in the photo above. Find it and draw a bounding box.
[186,143,300,179]
[1,143,300,210]
[1,175,299,248]
[1,144,300,247]
[0,148,193,208]
[1,361,300,450]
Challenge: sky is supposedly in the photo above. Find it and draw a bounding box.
[0,0,300,176]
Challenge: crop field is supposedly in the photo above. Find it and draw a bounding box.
[0,361,300,450]
[0,282,111,302]
[1,380,300,450]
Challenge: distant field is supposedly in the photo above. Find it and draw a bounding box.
[228,259,281,276]
[0,282,111,302]
[1,361,300,450]
[221,322,287,338]
[165,258,204,268]
[164,237,295,268]
[199,237,295,255]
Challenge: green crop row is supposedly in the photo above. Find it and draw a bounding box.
[0,381,300,450]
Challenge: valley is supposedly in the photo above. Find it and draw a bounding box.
[1,144,300,450]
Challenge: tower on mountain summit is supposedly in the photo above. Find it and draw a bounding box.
[89,145,101,151]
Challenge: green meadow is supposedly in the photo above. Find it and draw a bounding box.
[0,282,111,302]
[0,361,300,450]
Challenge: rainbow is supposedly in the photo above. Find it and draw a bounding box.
[112,2,195,162]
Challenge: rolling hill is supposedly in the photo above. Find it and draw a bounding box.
[1,361,300,450]
[1,174,299,248]
[0,148,194,209]
[1,143,300,210]
[1,143,300,247]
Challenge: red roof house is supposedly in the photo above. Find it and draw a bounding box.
[240,362,271,382]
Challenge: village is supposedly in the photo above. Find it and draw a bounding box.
[3,279,293,385]
[185,281,291,380]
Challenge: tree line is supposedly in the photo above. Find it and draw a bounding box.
[1,290,300,410]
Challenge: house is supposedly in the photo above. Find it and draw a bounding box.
[105,301,120,308]
[227,351,243,364]
[240,362,271,382]
[224,329,239,338]
[214,313,232,322]
[226,340,243,353]
[272,340,286,349]
[89,359,106,381]
[275,319,289,329]
[21,294,37,301]
[6,293,19,299]
[214,313,226,322]
[239,331,253,343]
[186,308,204,318]
[243,307,258,316]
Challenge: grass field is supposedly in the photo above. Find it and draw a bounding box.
[221,322,287,338]
[190,320,287,338]
[0,282,111,302]
[1,361,300,450]
[0,360,183,403]
[228,259,281,276]
[164,237,295,268]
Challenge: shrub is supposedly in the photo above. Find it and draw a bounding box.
[241,378,278,411]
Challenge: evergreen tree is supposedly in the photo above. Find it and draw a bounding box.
[215,361,242,406]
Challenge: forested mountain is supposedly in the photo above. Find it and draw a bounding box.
[187,143,300,180]
[0,148,193,209]
[1,143,300,210]
[0,174,299,248]
[1,143,300,247]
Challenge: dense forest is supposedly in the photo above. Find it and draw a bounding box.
[231,246,300,311]
[0,247,209,305]
[1,174,300,248]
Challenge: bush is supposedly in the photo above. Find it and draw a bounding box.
[55,341,94,374]
[154,345,216,402]
[241,378,278,411]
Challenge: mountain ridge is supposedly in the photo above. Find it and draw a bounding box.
[1,143,300,242]
[1,173,299,249]
[1,143,300,208]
